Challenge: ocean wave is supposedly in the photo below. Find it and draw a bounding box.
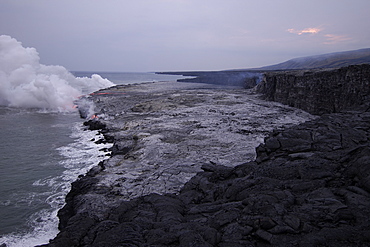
[0,122,111,247]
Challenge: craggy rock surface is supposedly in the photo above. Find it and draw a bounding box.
[75,81,312,201]
[46,111,370,247]
[45,78,370,246]
[256,64,370,115]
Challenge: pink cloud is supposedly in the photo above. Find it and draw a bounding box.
[287,27,323,35]
[323,34,352,44]
[287,26,352,45]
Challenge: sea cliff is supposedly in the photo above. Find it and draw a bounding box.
[42,65,370,247]
[256,64,370,114]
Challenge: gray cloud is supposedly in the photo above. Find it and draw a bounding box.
[1,0,369,71]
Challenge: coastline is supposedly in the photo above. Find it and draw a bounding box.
[43,66,370,246]
[62,81,313,201]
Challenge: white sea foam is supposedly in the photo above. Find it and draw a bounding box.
[0,122,112,247]
[0,35,114,111]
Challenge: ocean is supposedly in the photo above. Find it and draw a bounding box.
[0,72,187,247]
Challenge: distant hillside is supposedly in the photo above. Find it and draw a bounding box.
[259,48,370,70]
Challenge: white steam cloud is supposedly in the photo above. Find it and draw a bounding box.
[0,35,115,111]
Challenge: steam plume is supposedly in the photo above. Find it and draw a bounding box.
[0,35,114,111]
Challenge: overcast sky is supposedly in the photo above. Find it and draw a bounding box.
[1,0,369,72]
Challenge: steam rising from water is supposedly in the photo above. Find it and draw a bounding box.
[0,35,114,111]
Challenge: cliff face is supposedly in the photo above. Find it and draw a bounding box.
[256,64,370,115]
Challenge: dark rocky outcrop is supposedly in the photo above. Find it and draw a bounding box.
[42,65,370,246]
[44,110,370,247]
[83,119,107,131]
[256,64,370,115]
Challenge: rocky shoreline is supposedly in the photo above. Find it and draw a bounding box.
[42,66,369,246]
